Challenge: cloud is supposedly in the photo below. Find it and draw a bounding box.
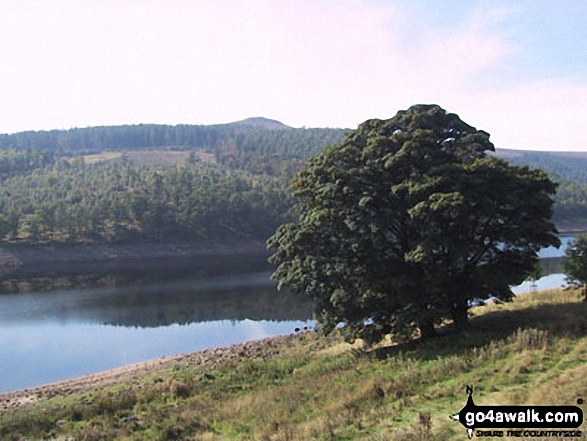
[0,0,585,151]
[459,80,587,150]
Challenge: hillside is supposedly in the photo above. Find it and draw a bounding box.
[226,117,292,129]
[0,121,584,245]
[1,288,585,440]
[1,120,584,182]
[494,148,587,185]
[0,119,346,159]
[491,149,587,230]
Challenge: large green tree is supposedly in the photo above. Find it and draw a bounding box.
[268,104,559,344]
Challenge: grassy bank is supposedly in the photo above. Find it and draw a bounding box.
[1,289,587,440]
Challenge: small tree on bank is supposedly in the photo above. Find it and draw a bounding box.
[563,234,587,301]
[268,105,559,344]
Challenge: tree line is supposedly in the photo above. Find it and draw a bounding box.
[0,120,584,246]
[0,160,294,244]
[554,180,587,225]
[502,151,587,226]
[0,122,346,169]
[504,151,587,185]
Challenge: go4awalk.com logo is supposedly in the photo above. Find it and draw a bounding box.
[450,386,584,439]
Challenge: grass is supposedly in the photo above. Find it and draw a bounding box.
[79,152,124,164]
[78,150,216,167]
[1,289,587,440]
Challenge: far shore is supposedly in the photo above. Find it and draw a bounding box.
[0,240,270,279]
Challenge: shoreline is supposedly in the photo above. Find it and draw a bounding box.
[0,333,299,414]
[1,289,584,439]
[0,233,581,281]
[0,281,571,410]
[0,240,269,279]
[0,282,565,412]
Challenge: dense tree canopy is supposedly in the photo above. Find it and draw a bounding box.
[563,234,587,301]
[0,160,294,243]
[268,105,560,344]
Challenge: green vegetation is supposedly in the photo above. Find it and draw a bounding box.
[564,234,587,300]
[0,117,584,247]
[554,180,587,229]
[503,151,587,185]
[269,105,559,344]
[1,288,586,440]
[501,150,587,229]
[0,148,55,178]
[0,160,293,243]
[0,122,347,245]
[0,121,347,179]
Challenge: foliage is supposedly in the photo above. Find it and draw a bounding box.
[0,119,583,248]
[0,122,347,178]
[269,105,559,344]
[0,124,347,246]
[553,179,587,225]
[503,152,587,228]
[0,149,55,178]
[0,160,294,243]
[563,234,587,300]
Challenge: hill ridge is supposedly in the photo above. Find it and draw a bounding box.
[225,117,291,129]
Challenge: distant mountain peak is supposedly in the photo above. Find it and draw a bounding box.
[228,117,291,129]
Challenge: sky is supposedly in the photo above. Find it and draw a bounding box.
[0,0,586,151]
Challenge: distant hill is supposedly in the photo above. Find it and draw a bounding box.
[494,149,587,185]
[226,117,292,129]
[0,119,347,164]
[491,148,587,231]
[0,120,349,179]
[495,148,587,159]
[1,122,585,183]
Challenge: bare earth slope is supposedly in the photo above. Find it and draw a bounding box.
[0,241,268,278]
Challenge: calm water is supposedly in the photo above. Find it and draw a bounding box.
[0,235,577,394]
[0,271,313,394]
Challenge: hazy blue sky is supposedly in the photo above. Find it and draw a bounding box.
[1,0,586,151]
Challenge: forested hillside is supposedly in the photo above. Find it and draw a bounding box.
[498,149,587,184]
[0,120,348,244]
[497,149,587,228]
[0,161,293,243]
[0,119,347,178]
[0,121,584,245]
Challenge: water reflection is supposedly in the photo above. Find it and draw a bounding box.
[0,319,313,394]
[0,269,314,393]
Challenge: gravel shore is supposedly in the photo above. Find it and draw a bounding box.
[0,333,296,414]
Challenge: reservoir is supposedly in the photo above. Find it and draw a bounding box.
[0,235,577,393]
[0,265,313,394]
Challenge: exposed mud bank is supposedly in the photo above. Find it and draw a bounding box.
[0,241,270,279]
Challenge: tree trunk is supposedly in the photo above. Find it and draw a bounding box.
[451,303,470,331]
[419,319,438,340]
